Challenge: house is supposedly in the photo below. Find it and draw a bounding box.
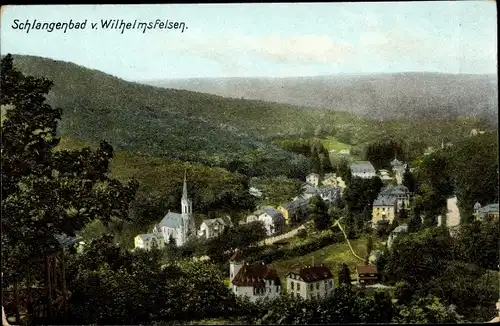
[387,224,409,249]
[258,208,285,236]
[474,202,499,221]
[249,187,263,198]
[246,214,259,224]
[372,196,398,225]
[147,171,196,247]
[378,169,392,182]
[278,197,309,225]
[285,265,335,300]
[198,216,231,240]
[350,161,376,179]
[134,233,165,250]
[302,183,319,200]
[372,185,410,227]
[316,186,341,204]
[229,251,282,302]
[321,173,338,187]
[356,265,379,286]
[306,173,320,187]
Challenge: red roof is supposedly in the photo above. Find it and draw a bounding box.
[356,265,378,274]
[231,262,280,287]
[230,250,244,262]
[287,265,333,283]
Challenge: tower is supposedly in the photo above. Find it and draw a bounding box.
[181,170,194,236]
[229,249,245,284]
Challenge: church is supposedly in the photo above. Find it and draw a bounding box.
[152,171,196,247]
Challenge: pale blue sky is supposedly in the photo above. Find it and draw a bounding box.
[1,2,497,80]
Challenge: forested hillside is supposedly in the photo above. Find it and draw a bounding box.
[143,73,498,123]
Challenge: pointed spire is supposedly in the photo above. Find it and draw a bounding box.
[182,169,188,200]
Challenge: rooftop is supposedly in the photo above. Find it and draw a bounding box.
[356,265,378,274]
[232,262,280,287]
[350,161,376,174]
[158,210,185,229]
[287,265,333,283]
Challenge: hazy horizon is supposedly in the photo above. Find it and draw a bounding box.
[1,3,497,80]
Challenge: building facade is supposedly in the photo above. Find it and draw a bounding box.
[306,173,320,187]
[286,265,334,300]
[229,251,282,302]
[372,185,411,227]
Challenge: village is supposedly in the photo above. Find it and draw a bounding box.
[132,154,499,303]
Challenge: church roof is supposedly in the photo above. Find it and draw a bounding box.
[159,211,184,229]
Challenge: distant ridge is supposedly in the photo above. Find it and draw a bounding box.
[140,73,498,122]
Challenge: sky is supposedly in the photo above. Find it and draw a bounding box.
[0,2,497,80]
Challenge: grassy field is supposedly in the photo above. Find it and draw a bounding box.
[270,236,385,289]
[321,137,352,151]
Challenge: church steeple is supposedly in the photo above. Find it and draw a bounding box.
[181,169,192,217]
[182,169,188,200]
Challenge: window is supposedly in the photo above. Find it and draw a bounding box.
[291,281,294,290]
[316,283,320,290]
[309,284,313,291]
[297,283,301,291]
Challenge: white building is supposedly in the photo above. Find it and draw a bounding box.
[198,216,231,240]
[350,161,377,179]
[258,208,285,236]
[286,265,335,300]
[229,250,282,302]
[387,224,409,249]
[134,233,165,250]
[306,173,320,187]
[137,171,195,248]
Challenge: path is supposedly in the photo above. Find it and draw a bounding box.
[332,217,364,262]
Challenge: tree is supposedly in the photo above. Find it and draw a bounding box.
[407,214,422,233]
[309,196,330,231]
[384,227,459,287]
[402,164,417,193]
[448,133,499,217]
[456,220,500,270]
[1,54,139,286]
[338,263,352,286]
[393,295,464,324]
[364,236,373,265]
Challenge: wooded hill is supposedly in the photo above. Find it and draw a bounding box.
[142,73,498,123]
[9,55,495,180]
